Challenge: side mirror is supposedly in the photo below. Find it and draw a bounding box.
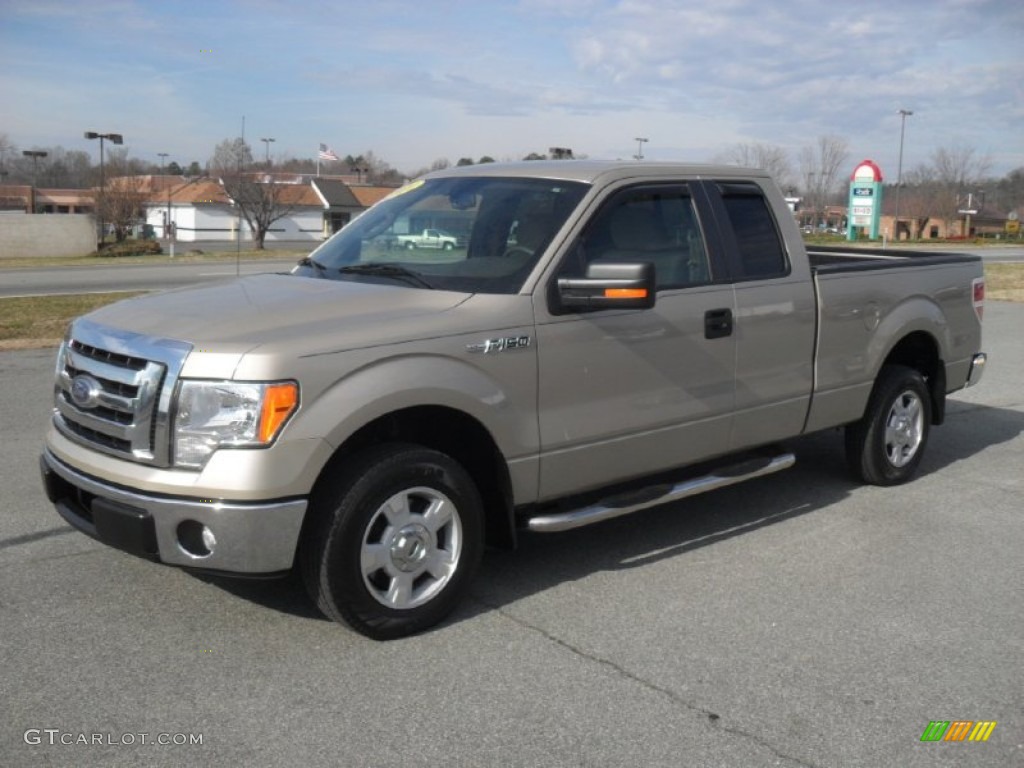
[556,262,656,311]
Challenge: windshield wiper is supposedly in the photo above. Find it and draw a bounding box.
[338,263,434,289]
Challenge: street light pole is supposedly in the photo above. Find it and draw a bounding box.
[158,152,175,258]
[633,137,648,160]
[84,131,124,246]
[22,150,48,213]
[157,152,169,239]
[893,109,913,242]
[260,137,275,166]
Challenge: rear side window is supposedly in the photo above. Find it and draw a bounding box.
[718,183,788,279]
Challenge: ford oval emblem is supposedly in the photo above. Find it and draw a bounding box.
[70,374,102,408]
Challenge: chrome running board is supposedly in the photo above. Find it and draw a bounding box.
[527,451,795,533]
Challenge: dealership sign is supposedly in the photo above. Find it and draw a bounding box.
[847,160,884,241]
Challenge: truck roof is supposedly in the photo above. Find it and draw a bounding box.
[424,160,774,185]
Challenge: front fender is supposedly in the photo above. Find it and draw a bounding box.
[287,350,539,470]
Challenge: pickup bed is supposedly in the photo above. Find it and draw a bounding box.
[41,161,986,638]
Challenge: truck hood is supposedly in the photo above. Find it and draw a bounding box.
[83,274,470,353]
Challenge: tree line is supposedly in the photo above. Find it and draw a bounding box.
[5,129,1020,247]
[714,136,1023,235]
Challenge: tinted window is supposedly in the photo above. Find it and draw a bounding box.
[719,187,787,279]
[561,187,712,289]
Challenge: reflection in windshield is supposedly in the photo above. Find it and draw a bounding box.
[296,176,588,294]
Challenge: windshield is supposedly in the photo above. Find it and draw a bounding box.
[293,176,588,294]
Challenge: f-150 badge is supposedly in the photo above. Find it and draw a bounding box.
[466,336,532,354]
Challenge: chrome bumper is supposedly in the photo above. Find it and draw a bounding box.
[965,352,987,387]
[40,449,307,575]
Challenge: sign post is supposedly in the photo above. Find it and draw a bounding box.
[847,160,884,241]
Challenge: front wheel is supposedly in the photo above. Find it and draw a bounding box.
[845,364,931,485]
[300,444,484,639]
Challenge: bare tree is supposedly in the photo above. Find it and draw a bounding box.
[799,135,849,227]
[898,166,941,239]
[715,142,792,189]
[358,150,402,185]
[209,137,254,176]
[226,178,301,250]
[929,144,992,231]
[209,137,298,249]
[0,133,15,182]
[97,175,147,242]
[992,167,1024,214]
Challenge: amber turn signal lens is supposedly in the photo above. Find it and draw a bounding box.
[604,288,648,299]
[259,383,298,444]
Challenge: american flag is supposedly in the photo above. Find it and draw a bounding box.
[318,143,339,161]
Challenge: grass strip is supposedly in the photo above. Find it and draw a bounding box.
[0,292,146,350]
[1,263,1021,351]
[985,262,1024,301]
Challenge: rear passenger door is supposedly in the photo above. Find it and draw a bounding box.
[700,181,816,450]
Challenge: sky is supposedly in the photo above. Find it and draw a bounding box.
[2,0,1022,182]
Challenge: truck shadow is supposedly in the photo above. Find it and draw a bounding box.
[194,400,1023,630]
[457,399,1024,627]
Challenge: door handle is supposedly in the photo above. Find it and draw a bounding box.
[704,308,733,339]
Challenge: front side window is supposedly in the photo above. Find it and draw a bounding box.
[558,187,712,289]
[296,177,588,294]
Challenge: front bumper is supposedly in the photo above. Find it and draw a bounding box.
[40,449,307,575]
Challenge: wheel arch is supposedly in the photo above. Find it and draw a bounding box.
[880,330,946,424]
[309,405,516,550]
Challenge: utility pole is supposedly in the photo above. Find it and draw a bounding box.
[893,109,913,241]
[22,150,48,213]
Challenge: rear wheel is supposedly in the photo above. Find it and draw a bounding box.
[300,444,484,639]
[405,241,416,250]
[845,364,931,485]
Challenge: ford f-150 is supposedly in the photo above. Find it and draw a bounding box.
[41,161,987,639]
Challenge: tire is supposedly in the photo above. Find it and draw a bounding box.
[845,364,931,485]
[443,241,454,251]
[405,241,416,250]
[300,444,484,640]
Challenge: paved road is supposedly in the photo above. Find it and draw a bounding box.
[1,304,1022,767]
[0,258,302,298]
[2,244,1022,298]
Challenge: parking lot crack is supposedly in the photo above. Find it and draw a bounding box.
[473,597,821,768]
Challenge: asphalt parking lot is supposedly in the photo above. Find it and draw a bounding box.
[1,303,1021,768]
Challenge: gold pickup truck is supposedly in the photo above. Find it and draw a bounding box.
[41,161,987,638]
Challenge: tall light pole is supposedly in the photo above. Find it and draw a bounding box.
[85,131,123,245]
[22,150,48,213]
[158,152,174,255]
[260,137,275,165]
[893,109,913,241]
[633,137,648,160]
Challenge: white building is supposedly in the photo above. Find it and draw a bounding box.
[142,176,396,244]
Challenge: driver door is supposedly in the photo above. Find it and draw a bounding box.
[534,183,737,500]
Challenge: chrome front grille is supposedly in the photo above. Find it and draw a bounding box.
[52,319,191,467]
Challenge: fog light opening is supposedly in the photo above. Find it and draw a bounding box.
[177,520,215,558]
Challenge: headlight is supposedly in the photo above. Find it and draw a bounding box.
[173,380,298,468]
